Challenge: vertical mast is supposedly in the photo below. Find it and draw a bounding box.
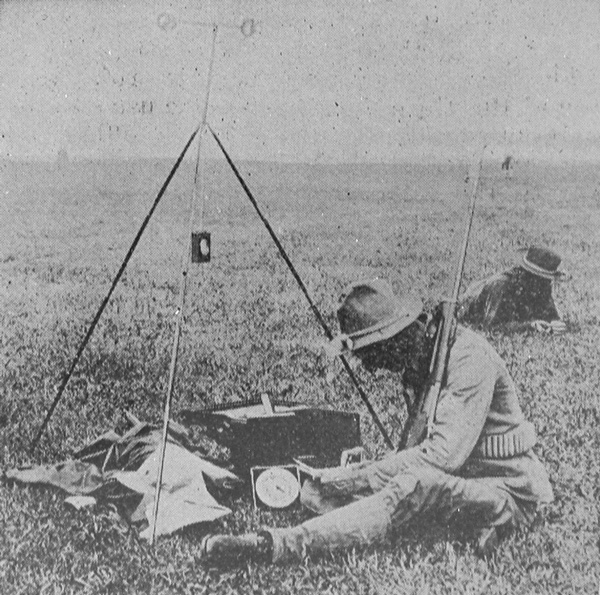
[149,25,219,545]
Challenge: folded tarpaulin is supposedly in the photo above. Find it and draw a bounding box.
[4,415,241,540]
[113,441,236,539]
[5,459,105,494]
[73,414,193,472]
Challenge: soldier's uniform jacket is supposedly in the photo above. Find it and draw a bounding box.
[344,325,554,506]
[458,266,561,329]
[266,325,554,563]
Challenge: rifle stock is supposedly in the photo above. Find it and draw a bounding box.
[399,301,454,449]
[398,154,484,450]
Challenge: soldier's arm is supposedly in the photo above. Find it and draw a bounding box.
[539,296,563,323]
[402,346,495,473]
[318,342,495,492]
[460,274,508,329]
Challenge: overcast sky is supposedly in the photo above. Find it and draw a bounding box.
[1,0,599,162]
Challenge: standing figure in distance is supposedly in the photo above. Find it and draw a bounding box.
[199,278,554,567]
[459,245,566,334]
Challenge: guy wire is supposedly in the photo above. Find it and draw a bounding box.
[30,123,202,452]
[207,125,394,450]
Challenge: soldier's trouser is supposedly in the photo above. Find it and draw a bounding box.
[268,466,534,564]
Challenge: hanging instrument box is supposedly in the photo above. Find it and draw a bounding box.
[179,396,361,473]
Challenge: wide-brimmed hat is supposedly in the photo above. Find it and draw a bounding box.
[327,278,423,356]
[521,246,563,279]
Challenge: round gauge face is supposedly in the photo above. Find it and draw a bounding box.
[254,467,300,509]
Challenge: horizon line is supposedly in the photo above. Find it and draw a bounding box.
[3,155,600,166]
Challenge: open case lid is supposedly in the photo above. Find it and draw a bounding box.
[179,394,309,425]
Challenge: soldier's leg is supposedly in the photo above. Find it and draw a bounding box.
[270,467,530,564]
[269,472,420,563]
[405,468,532,529]
[201,467,532,566]
[413,468,538,557]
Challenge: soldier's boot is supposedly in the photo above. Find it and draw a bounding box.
[200,532,273,568]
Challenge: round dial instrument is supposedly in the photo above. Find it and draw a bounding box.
[254,467,300,508]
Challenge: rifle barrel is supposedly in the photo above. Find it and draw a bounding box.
[400,148,485,449]
[452,156,485,302]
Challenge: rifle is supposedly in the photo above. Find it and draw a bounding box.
[398,155,484,450]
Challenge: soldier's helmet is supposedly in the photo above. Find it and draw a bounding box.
[521,246,563,280]
[328,278,423,356]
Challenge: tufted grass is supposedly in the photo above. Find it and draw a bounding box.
[0,157,598,593]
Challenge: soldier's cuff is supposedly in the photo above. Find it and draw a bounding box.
[320,467,371,496]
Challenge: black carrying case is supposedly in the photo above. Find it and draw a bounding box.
[179,399,361,473]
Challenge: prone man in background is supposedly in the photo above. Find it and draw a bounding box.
[458,246,567,334]
[200,279,554,567]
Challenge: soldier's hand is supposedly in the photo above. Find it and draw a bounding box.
[550,320,567,335]
[319,465,371,496]
[530,320,566,335]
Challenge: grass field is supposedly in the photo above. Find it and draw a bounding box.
[0,155,598,593]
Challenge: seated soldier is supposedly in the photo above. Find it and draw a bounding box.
[199,279,554,567]
[458,245,566,333]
